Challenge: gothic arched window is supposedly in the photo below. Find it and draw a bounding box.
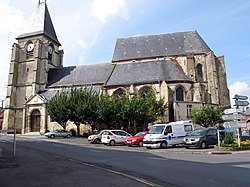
[139,87,154,98]
[176,87,184,101]
[113,88,126,97]
[197,64,203,81]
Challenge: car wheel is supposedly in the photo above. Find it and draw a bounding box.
[138,141,143,147]
[94,138,100,144]
[109,140,115,146]
[66,134,70,138]
[200,141,207,149]
[160,142,168,149]
[50,134,55,138]
[185,146,190,149]
[146,146,152,149]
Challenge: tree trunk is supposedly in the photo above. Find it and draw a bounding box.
[76,123,80,137]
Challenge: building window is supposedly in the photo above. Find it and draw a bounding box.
[48,44,54,61]
[187,105,192,117]
[113,88,126,97]
[139,87,154,98]
[176,87,184,101]
[197,64,203,81]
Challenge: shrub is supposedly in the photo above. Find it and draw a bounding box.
[70,129,76,137]
[82,132,89,138]
[224,134,234,144]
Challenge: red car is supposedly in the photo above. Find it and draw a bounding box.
[125,131,148,147]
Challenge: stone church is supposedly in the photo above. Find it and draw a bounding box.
[3,1,230,134]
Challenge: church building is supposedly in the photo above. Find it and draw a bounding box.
[3,1,230,134]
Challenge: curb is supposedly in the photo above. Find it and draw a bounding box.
[208,151,232,155]
[0,147,3,158]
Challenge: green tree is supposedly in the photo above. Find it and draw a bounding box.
[191,104,223,128]
[68,87,100,136]
[47,90,70,130]
[129,92,166,133]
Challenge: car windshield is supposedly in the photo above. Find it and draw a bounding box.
[189,129,206,136]
[149,126,165,134]
[242,130,250,136]
[135,132,145,137]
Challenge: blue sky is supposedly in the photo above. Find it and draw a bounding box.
[0,0,250,107]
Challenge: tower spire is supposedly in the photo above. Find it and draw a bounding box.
[17,0,60,45]
[38,0,46,4]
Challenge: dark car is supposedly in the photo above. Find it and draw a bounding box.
[183,128,218,149]
[242,130,250,141]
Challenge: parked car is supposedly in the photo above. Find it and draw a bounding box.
[242,130,250,141]
[88,130,106,144]
[183,128,218,149]
[125,131,148,147]
[101,130,132,146]
[45,129,72,138]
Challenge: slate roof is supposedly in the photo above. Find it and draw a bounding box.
[38,86,101,100]
[47,63,113,88]
[112,31,211,62]
[105,59,192,87]
[16,2,60,45]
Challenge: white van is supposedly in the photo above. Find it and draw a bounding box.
[143,120,193,149]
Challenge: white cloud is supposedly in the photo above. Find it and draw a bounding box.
[0,0,26,34]
[229,82,250,95]
[90,0,129,22]
[229,81,250,107]
[0,0,27,102]
[76,38,87,48]
[74,14,81,23]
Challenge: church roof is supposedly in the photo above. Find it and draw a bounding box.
[16,1,60,45]
[105,59,192,87]
[112,31,211,62]
[47,63,113,88]
[38,86,101,100]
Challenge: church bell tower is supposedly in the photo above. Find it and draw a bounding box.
[3,1,63,133]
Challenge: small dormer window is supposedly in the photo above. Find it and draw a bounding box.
[48,44,54,61]
[26,42,34,59]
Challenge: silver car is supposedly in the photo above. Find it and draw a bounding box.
[45,130,72,138]
[101,130,132,146]
[88,130,106,144]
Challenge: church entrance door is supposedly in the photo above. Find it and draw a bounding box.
[31,109,40,132]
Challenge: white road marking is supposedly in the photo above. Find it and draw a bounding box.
[90,150,103,153]
[232,164,250,169]
[148,157,168,161]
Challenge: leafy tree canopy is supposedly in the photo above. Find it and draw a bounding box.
[191,104,223,128]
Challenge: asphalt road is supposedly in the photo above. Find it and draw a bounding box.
[1,135,250,187]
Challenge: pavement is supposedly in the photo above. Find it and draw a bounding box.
[0,140,152,187]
